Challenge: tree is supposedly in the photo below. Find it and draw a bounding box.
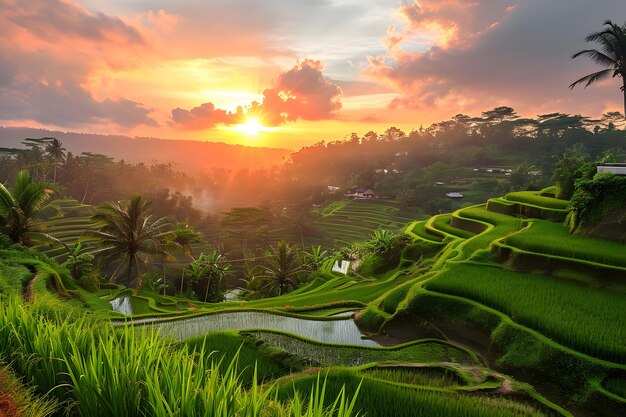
[367,230,395,255]
[184,251,231,301]
[570,20,626,117]
[202,250,231,302]
[45,138,66,182]
[169,224,201,293]
[303,245,329,272]
[552,148,588,199]
[253,240,307,297]
[0,170,57,244]
[88,196,178,289]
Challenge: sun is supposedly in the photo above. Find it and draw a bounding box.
[237,117,264,136]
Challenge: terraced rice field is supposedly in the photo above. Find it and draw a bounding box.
[31,199,98,263]
[306,199,422,247]
[504,220,626,268]
[427,262,626,362]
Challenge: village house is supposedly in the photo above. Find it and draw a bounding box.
[597,163,626,175]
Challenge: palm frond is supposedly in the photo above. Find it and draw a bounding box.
[569,69,613,89]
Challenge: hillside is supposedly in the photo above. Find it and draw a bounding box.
[0,127,291,172]
[5,186,624,416]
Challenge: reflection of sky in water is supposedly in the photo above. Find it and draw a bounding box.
[138,311,379,347]
[109,297,132,315]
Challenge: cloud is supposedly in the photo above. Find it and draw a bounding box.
[140,9,180,34]
[396,0,517,48]
[367,0,626,118]
[0,0,155,128]
[171,59,342,129]
[5,0,144,45]
[260,59,342,123]
[171,102,239,130]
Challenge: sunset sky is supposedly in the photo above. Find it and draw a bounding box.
[1,0,625,149]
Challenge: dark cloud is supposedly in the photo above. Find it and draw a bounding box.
[171,59,342,129]
[0,0,154,128]
[368,0,626,116]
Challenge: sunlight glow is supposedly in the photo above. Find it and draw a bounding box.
[235,117,265,136]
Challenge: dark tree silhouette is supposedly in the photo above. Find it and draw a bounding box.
[45,138,66,182]
[570,20,626,117]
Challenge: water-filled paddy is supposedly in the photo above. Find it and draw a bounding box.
[134,311,379,346]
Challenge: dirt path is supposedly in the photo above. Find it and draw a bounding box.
[0,372,21,417]
[24,271,40,302]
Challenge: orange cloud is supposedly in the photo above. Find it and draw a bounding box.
[0,0,155,128]
[171,59,342,129]
[143,9,180,34]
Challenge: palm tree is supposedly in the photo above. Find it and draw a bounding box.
[570,20,626,117]
[202,250,231,302]
[88,196,178,289]
[168,224,201,293]
[303,245,329,272]
[255,240,307,297]
[367,229,395,254]
[45,138,66,182]
[0,170,57,244]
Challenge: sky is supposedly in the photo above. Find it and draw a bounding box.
[1,0,625,149]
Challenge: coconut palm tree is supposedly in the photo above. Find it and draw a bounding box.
[0,170,57,244]
[570,20,626,117]
[45,138,66,182]
[255,240,307,297]
[88,196,178,289]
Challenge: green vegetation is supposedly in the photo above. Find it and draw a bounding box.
[504,220,626,268]
[1,128,625,416]
[361,366,464,388]
[184,331,289,383]
[0,170,58,244]
[307,200,420,247]
[275,368,551,417]
[0,365,58,417]
[426,262,626,362]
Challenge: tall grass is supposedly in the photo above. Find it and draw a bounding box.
[427,263,626,362]
[0,297,360,417]
[276,368,548,417]
[0,365,59,417]
[0,262,32,297]
[184,331,288,383]
[505,220,626,267]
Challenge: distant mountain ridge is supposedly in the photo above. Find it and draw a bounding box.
[0,127,292,172]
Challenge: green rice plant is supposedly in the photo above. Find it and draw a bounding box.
[604,377,626,399]
[428,214,475,239]
[184,331,288,383]
[248,330,476,367]
[602,377,626,399]
[452,206,522,260]
[275,368,549,417]
[0,296,361,417]
[0,365,59,417]
[427,263,626,362]
[0,262,32,297]
[504,191,569,210]
[362,366,464,387]
[286,374,361,417]
[504,220,626,268]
